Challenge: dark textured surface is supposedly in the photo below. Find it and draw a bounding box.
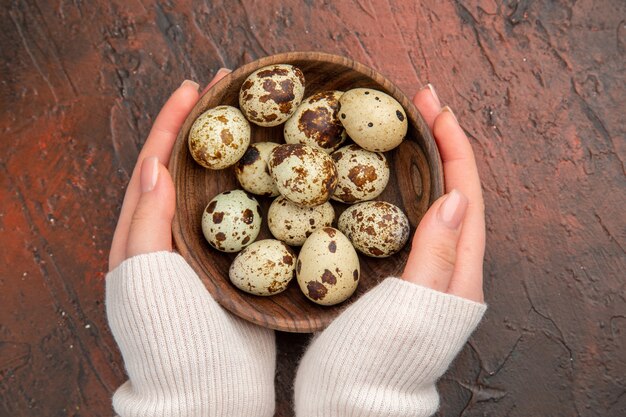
[1,1,624,416]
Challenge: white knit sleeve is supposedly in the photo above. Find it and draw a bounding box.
[294,277,486,417]
[106,251,276,417]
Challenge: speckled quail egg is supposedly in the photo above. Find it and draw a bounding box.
[331,144,390,203]
[284,90,347,153]
[239,64,305,127]
[234,142,280,196]
[267,196,335,246]
[296,227,360,306]
[268,144,338,207]
[338,201,410,258]
[201,190,262,252]
[338,88,407,152]
[229,239,297,296]
[189,105,250,169]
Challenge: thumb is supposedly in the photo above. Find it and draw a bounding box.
[126,156,176,259]
[201,67,232,95]
[401,189,468,292]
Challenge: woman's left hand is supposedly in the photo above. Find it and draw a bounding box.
[108,70,231,271]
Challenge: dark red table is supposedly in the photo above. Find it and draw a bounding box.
[1,1,624,416]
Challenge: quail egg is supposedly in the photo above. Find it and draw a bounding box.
[229,239,297,296]
[268,144,338,207]
[296,227,360,306]
[331,144,390,203]
[268,196,335,246]
[234,142,280,196]
[188,105,250,169]
[338,201,410,258]
[239,64,305,127]
[338,88,407,152]
[284,90,347,153]
[201,190,262,252]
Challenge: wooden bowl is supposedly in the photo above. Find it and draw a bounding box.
[170,52,444,333]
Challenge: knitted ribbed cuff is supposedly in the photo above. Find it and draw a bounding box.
[106,251,276,417]
[294,277,486,417]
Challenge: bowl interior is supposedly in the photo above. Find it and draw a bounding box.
[170,52,443,332]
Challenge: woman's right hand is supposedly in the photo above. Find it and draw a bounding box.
[402,84,485,303]
[294,86,487,415]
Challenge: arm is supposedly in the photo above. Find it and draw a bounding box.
[107,252,275,417]
[295,85,486,416]
[295,278,484,416]
[106,73,276,417]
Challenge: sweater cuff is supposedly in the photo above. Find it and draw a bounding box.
[372,277,486,341]
[294,277,486,416]
[337,277,486,381]
[106,250,193,283]
[106,251,276,417]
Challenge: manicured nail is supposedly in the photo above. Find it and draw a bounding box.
[424,83,441,107]
[181,79,200,91]
[141,156,159,193]
[438,189,468,229]
[216,67,232,76]
[442,105,458,123]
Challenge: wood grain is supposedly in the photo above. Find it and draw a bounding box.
[170,52,443,332]
[1,1,624,416]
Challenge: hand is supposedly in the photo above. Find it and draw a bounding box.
[294,89,486,414]
[402,84,485,303]
[108,69,232,271]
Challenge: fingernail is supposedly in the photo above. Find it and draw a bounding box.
[181,79,200,91]
[423,83,441,107]
[216,67,232,76]
[141,156,159,193]
[442,105,458,124]
[438,189,468,229]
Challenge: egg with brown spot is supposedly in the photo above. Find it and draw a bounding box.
[268,144,338,207]
[229,239,296,296]
[297,227,359,306]
[234,142,280,196]
[267,196,334,246]
[331,144,390,203]
[201,190,262,252]
[239,64,305,127]
[338,201,410,258]
[284,90,347,153]
[338,88,407,152]
[188,105,250,169]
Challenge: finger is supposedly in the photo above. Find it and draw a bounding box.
[433,107,485,302]
[434,108,483,207]
[201,68,232,95]
[126,157,176,259]
[109,80,200,270]
[413,83,442,130]
[402,189,468,291]
[143,80,201,167]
